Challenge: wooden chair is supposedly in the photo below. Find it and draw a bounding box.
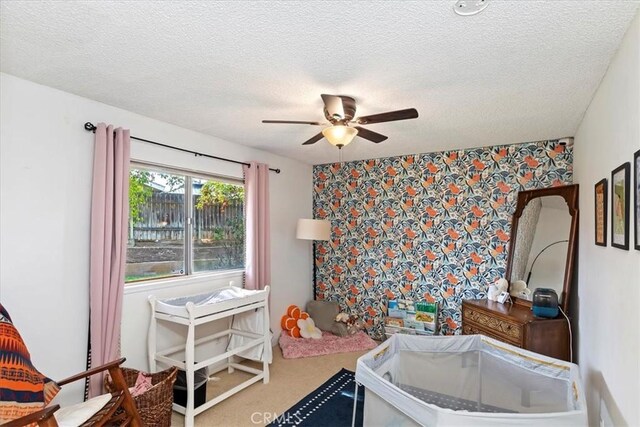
[4,358,143,427]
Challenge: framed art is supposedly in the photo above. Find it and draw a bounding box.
[611,162,630,250]
[635,150,639,251]
[594,179,607,246]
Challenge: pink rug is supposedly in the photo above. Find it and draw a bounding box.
[279,330,378,359]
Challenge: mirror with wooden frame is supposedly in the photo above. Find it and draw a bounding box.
[505,184,579,313]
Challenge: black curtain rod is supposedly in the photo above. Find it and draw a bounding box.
[83,122,281,174]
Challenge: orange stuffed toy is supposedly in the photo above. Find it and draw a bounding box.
[280,304,309,338]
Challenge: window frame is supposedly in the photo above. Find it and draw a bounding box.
[126,161,245,286]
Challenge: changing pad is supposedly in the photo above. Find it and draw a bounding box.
[155,286,267,319]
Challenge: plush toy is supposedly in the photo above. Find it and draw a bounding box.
[281,304,308,338]
[487,285,500,301]
[510,280,532,301]
[281,304,321,339]
[489,278,510,301]
[306,300,348,337]
[335,312,349,323]
[495,278,509,293]
[297,317,322,339]
[336,312,365,335]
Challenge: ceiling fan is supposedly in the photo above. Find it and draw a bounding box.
[262,94,419,148]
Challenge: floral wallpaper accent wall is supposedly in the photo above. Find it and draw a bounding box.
[312,139,573,338]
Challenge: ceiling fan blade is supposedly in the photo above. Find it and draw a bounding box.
[321,94,356,122]
[262,120,323,125]
[302,132,325,145]
[354,126,388,143]
[355,108,419,125]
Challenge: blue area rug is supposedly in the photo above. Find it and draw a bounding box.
[268,368,364,427]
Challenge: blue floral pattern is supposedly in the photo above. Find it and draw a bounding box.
[313,140,572,338]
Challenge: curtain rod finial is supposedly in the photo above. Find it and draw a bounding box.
[81,121,281,173]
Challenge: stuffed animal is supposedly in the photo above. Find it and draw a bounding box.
[335,312,349,323]
[487,285,500,301]
[489,278,510,301]
[510,280,532,300]
[306,300,349,337]
[336,312,365,335]
[495,278,509,293]
[281,304,321,339]
[297,317,322,339]
[281,304,308,338]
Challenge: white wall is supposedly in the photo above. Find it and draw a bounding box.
[0,72,314,404]
[573,10,640,427]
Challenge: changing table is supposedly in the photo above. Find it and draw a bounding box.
[148,286,270,427]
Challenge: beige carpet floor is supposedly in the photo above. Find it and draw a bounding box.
[170,344,370,426]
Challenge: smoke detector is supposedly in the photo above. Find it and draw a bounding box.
[454,0,490,16]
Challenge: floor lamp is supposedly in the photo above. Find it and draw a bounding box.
[296,219,331,300]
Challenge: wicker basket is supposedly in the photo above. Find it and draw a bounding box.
[105,366,178,427]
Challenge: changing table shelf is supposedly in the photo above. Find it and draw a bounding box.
[148,286,270,427]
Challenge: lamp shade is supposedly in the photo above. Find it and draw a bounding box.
[296,219,331,240]
[322,126,358,148]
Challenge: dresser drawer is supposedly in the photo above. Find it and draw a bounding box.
[463,307,524,344]
[462,324,522,347]
[462,299,570,361]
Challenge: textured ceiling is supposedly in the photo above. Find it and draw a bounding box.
[1,1,638,165]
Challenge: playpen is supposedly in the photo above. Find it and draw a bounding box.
[354,334,586,426]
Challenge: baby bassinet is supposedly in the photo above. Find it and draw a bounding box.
[354,334,586,426]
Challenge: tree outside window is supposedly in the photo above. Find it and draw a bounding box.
[126,166,244,283]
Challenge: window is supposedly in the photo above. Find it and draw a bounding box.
[126,164,244,283]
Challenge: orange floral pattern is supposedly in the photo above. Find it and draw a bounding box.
[313,140,572,337]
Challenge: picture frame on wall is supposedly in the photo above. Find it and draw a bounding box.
[594,178,607,246]
[611,162,630,250]
[635,150,640,251]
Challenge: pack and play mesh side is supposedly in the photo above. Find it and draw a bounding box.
[388,350,569,414]
[355,334,586,427]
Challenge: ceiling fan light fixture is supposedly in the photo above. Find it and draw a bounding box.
[263,94,417,146]
[322,125,358,148]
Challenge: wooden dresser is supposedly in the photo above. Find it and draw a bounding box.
[462,299,570,361]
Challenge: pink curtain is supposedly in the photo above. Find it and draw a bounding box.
[244,162,271,291]
[88,123,130,397]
